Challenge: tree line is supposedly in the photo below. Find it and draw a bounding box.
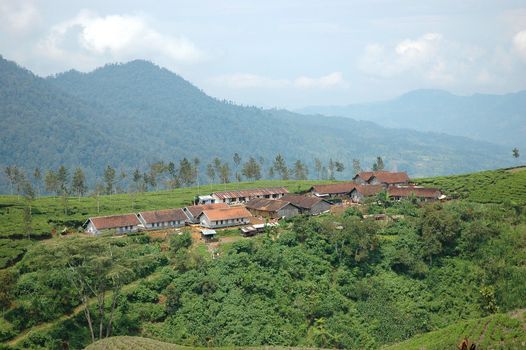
[3,155,387,199]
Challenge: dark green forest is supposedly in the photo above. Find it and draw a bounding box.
[0,56,516,193]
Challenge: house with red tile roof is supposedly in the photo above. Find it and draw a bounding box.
[197,207,252,228]
[85,213,141,235]
[353,171,410,186]
[183,203,230,223]
[308,182,357,198]
[137,208,188,229]
[281,194,332,215]
[245,198,299,219]
[349,184,384,203]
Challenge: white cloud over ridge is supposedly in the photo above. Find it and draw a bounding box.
[214,72,347,89]
[513,30,526,62]
[359,33,499,86]
[37,10,202,72]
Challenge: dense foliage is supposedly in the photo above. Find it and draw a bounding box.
[0,56,516,193]
[1,197,524,349]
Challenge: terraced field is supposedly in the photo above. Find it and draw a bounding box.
[415,166,526,205]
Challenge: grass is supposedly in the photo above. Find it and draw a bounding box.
[0,180,333,239]
[415,166,526,205]
[382,310,526,350]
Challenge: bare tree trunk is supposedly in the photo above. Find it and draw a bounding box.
[83,296,95,343]
[98,291,105,340]
[106,289,119,337]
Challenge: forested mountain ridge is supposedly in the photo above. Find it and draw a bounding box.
[0,57,153,183]
[0,56,517,193]
[297,89,526,149]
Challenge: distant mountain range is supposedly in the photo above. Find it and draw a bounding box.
[0,56,518,191]
[297,89,526,149]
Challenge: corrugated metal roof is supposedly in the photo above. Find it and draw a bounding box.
[212,187,289,200]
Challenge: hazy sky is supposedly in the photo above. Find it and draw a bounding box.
[1,0,526,107]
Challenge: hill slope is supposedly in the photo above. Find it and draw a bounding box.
[84,310,526,350]
[0,56,517,193]
[415,166,526,204]
[297,89,526,149]
[46,60,512,176]
[382,310,526,350]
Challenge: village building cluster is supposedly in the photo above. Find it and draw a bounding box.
[84,172,443,237]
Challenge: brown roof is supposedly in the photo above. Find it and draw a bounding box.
[281,194,328,209]
[353,172,375,181]
[354,171,409,184]
[212,187,289,200]
[139,208,188,224]
[201,207,253,221]
[186,203,229,217]
[245,198,293,212]
[90,214,141,230]
[310,182,357,195]
[351,184,384,196]
[369,171,410,184]
[388,186,441,198]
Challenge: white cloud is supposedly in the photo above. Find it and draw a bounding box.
[512,30,526,62]
[293,72,347,88]
[0,0,39,33]
[37,10,202,72]
[214,72,347,89]
[358,33,494,86]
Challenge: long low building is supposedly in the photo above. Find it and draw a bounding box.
[387,186,442,201]
[183,203,230,224]
[137,208,188,230]
[353,171,410,186]
[349,184,384,203]
[197,207,252,229]
[281,194,332,215]
[308,182,357,198]
[245,198,300,219]
[85,214,142,235]
[198,187,289,204]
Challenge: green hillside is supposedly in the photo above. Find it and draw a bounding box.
[383,310,526,350]
[415,166,526,205]
[1,170,525,350]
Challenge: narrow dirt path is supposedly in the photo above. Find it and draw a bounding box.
[6,270,163,347]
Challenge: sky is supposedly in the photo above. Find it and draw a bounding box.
[1,0,526,108]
